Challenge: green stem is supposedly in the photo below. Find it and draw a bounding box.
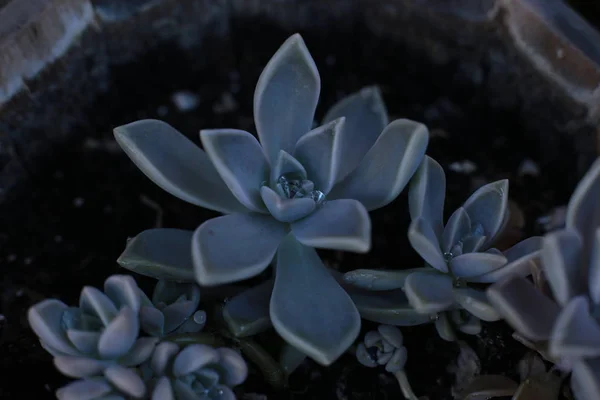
[394,369,420,400]
[161,332,226,347]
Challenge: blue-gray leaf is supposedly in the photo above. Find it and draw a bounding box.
[223,279,274,337]
[343,268,431,291]
[260,186,316,223]
[117,229,196,282]
[404,272,455,314]
[566,158,600,251]
[349,288,431,326]
[450,252,508,279]
[409,156,446,239]
[453,288,501,321]
[542,229,585,306]
[270,234,361,365]
[549,296,600,359]
[462,179,509,247]
[254,34,320,164]
[408,217,447,272]
[113,119,245,214]
[442,207,471,253]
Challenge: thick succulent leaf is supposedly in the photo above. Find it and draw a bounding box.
[114,120,244,214]
[442,207,471,253]
[172,344,220,377]
[269,150,307,187]
[462,179,509,247]
[328,119,428,211]
[192,213,287,286]
[378,325,404,347]
[279,343,308,376]
[458,375,519,400]
[200,129,269,212]
[54,356,107,378]
[408,217,447,272]
[152,280,200,305]
[450,252,508,279]
[321,86,388,182]
[343,268,432,291]
[98,306,139,360]
[56,378,113,400]
[79,287,118,326]
[151,342,180,376]
[270,234,361,365]
[550,296,600,358]
[462,235,487,254]
[223,279,274,337]
[571,358,600,400]
[356,343,378,368]
[293,118,345,194]
[173,379,202,400]
[28,300,79,356]
[387,348,408,372]
[104,275,140,313]
[349,288,432,325]
[216,347,248,386]
[119,337,159,366]
[409,156,446,238]
[589,228,600,304]
[453,288,501,321]
[151,377,174,400]
[66,330,101,355]
[291,199,371,252]
[566,158,600,248]
[162,301,198,333]
[260,186,315,223]
[117,229,196,282]
[104,365,146,398]
[435,312,457,342]
[487,276,561,341]
[140,306,165,336]
[254,34,320,164]
[542,229,585,306]
[404,272,455,314]
[468,237,543,283]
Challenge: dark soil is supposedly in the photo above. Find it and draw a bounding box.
[0,17,582,400]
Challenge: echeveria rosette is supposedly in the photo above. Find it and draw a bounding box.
[140,342,248,400]
[27,275,158,378]
[344,156,542,340]
[488,158,600,400]
[139,280,207,337]
[114,34,428,365]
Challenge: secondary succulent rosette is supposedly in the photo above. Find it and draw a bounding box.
[488,158,600,400]
[344,156,542,339]
[114,34,428,364]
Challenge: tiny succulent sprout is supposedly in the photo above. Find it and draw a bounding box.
[114,33,429,365]
[488,157,600,400]
[343,156,543,339]
[27,274,158,380]
[356,325,407,372]
[140,342,248,400]
[139,280,207,337]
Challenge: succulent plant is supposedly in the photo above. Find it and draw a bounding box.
[27,274,158,379]
[488,157,600,400]
[343,156,542,339]
[114,33,429,364]
[55,368,147,400]
[139,280,207,337]
[141,342,248,400]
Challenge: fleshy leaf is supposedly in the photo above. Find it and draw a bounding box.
[453,288,501,321]
[566,158,600,250]
[140,306,165,336]
[151,377,173,400]
[293,118,345,194]
[291,199,371,253]
[408,217,447,272]
[356,343,377,367]
[162,301,198,333]
[216,347,248,386]
[66,330,101,355]
[104,365,146,398]
[321,86,388,182]
[254,34,320,164]
[590,228,600,305]
[151,342,179,376]
[328,119,428,211]
[279,343,308,376]
[378,325,404,348]
[113,119,244,214]
[269,150,307,187]
[343,268,431,291]
[270,234,361,365]
[462,179,509,247]
[542,229,585,306]
[487,276,561,341]
[450,252,508,279]
[172,344,219,377]
[98,307,139,359]
[28,299,78,356]
[442,207,471,253]
[260,186,316,223]
[409,156,446,238]
[79,287,118,326]
[435,313,457,342]
[120,337,159,366]
[223,280,274,337]
[192,213,287,286]
[571,358,600,400]
[104,275,140,313]
[200,129,269,212]
[349,288,434,326]
[404,272,454,314]
[550,296,600,358]
[117,229,196,282]
[56,378,113,400]
[54,356,107,378]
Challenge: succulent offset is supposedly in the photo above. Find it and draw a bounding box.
[343,156,542,339]
[114,34,429,364]
[488,157,600,400]
[356,325,407,372]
